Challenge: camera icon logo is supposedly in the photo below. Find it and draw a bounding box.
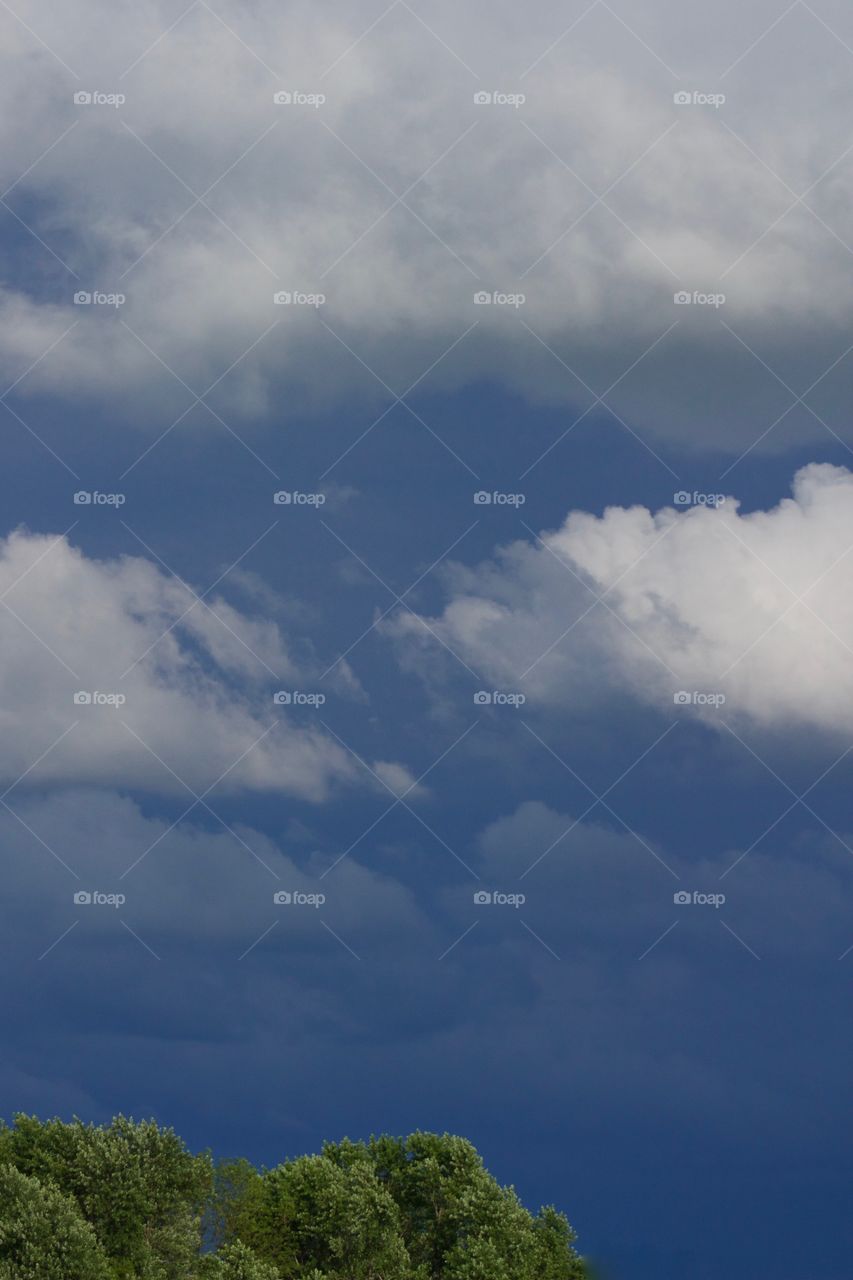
[74,890,92,904]
[674,290,692,305]
[74,291,92,305]
[673,690,691,705]
[73,91,93,105]
[673,491,691,505]
[273,890,292,904]
[273,291,292,305]
[473,91,492,105]
[273,90,293,105]
[673,890,692,904]
[473,491,492,504]
[474,691,493,705]
[473,291,492,305]
[473,890,492,904]
[273,691,292,705]
[73,491,92,504]
[73,690,92,705]
[273,491,292,504]
[673,91,692,105]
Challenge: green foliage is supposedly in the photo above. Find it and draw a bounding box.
[199,1241,280,1279]
[329,1132,584,1279]
[0,1114,212,1279]
[228,1131,584,1280]
[0,1116,584,1280]
[0,1162,111,1280]
[207,1158,266,1252]
[230,1152,411,1279]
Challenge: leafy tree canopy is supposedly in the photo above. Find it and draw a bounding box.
[0,1117,586,1279]
[198,1241,280,1280]
[0,1162,111,1280]
[0,1114,211,1279]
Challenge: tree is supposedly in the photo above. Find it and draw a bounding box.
[207,1158,266,1254]
[199,1241,280,1280]
[229,1152,411,1279]
[225,1131,584,1280]
[531,1205,588,1279]
[0,1114,212,1279]
[0,1162,111,1280]
[0,1116,586,1279]
[322,1132,585,1280]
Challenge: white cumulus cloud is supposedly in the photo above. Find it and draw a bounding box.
[388,463,853,736]
[0,527,411,798]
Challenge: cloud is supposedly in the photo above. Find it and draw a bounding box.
[388,463,853,736]
[1,783,849,1203]
[0,788,430,954]
[371,759,424,798]
[3,0,853,450]
[467,799,853,961]
[0,527,409,798]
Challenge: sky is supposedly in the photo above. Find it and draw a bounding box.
[1,1,852,1277]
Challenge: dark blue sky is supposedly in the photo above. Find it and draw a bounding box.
[1,3,852,1278]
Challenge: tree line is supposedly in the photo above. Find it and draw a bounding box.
[0,1115,589,1278]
